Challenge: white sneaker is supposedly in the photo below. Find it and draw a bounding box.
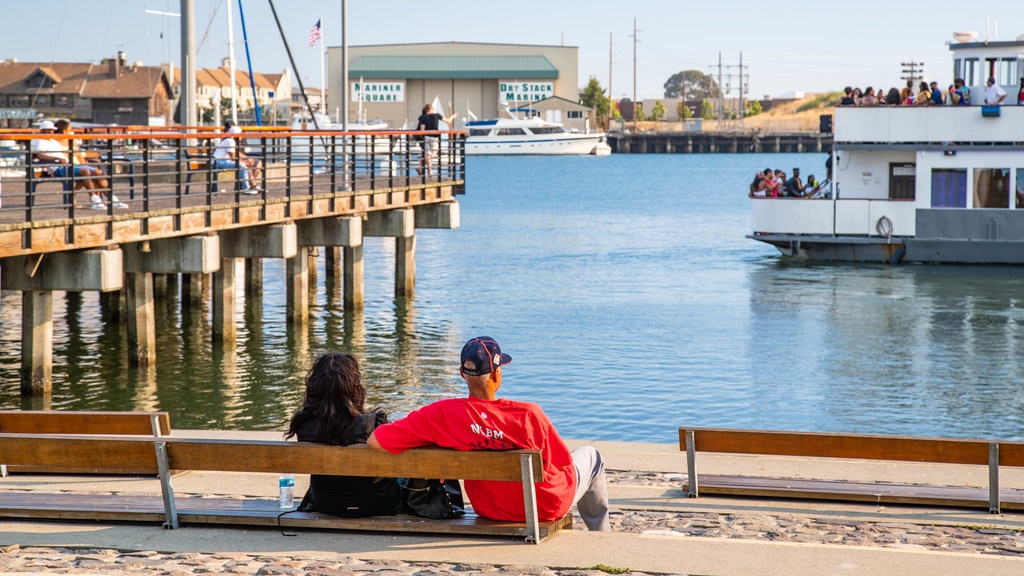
[242,188,259,195]
[110,195,122,203]
[113,202,128,209]
[90,201,106,210]
[89,194,103,205]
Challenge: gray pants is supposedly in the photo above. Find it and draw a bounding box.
[571,445,610,531]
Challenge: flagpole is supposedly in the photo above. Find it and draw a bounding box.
[226,0,238,123]
[320,15,328,116]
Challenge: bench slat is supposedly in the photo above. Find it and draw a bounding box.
[0,435,161,473]
[681,427,994,465]
[0,410,171,436]
[684,474,1024,510]
[162,438,544,482]
[0,491,572,539]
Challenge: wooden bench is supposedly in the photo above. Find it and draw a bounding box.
[680,427,1024,513]
[0,434,570,543]
[0,410,170,475]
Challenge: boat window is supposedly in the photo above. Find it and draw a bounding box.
[497,128,526,136]
[931,169,967,208]
[953,58,962,80]
[889,163,915,200]
[974,168,1010,209]
[468,128,491,136]
[997,59,1017,86]
[1017,169,1024,209]
[531,127,564,135]
[963,58,979,85]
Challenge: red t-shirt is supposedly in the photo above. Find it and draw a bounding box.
[371,397,576,522]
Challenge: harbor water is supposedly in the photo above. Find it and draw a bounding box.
[1,153,1023,443]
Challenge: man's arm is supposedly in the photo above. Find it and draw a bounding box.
[366,430,384,451]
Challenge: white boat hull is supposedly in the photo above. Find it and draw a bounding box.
[465,133,606,155]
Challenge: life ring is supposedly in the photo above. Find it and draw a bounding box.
[876,215,894,237]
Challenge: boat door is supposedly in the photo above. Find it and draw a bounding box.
[889,163,916,200]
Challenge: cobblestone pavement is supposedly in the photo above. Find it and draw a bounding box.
[0,470,1021,574]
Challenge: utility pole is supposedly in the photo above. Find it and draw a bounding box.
[631,18,638,131]
[608,32,613,130]
[900,61,925,86]
[708,53,748,131]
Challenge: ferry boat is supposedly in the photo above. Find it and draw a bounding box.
[749,32,1024,264]
[465,106,607,155]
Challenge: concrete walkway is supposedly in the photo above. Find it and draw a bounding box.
[0,434,1021,576]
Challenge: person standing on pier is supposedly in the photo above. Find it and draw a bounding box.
[416,102,457,176]
[367,336,611,531]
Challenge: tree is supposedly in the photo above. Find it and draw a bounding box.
[700,99,715,120]
[580,77,610,125]
[747,99,763,117]
[678,101,693,119]
[650,100,666,121]
[664,70,721,100]
[634,102,646,121]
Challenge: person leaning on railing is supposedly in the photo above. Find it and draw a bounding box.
[213,122,262,194]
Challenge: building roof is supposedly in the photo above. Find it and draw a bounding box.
[349,55,558,79]
[0,60,169,100]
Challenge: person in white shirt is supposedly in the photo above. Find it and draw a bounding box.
[213,123,261,193]
[984,77,1007,106]
[31,119,125,209]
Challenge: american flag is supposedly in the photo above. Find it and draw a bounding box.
[307,19,322,47]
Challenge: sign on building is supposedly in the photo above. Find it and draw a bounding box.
[0,109,38,120]
[351,82,404,103]
[499,81,554,102]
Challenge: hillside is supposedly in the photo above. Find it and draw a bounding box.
[628,92,842,133]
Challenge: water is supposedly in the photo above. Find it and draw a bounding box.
[2,153,1024,443]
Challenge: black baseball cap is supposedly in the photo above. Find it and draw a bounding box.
[460,336,512,376]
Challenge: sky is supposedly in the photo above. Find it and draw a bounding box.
[1,0,1021,101]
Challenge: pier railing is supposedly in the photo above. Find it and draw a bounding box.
[0,127,466,258]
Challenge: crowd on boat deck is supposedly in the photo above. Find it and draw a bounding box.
[749,166,823,198]
[837,77,1024,107]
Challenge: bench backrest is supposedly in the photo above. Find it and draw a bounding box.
[679,426,1024,467]
[0,434,543,481]
[0,410,171,436]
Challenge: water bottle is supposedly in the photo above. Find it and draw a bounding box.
[278,474,294,509]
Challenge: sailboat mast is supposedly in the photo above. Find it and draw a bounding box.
[226,0,239,123]
[180,0,197,126]
[320,15,328,117]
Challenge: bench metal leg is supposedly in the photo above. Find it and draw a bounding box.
[989,443,1000,514]
[154,441,179,529]
[685,429,699,497]
[519,453,541,544]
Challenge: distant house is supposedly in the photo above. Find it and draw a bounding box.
[189,60,292,125]
[0,53,172,127]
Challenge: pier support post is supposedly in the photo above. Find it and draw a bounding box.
[220,223,298,328]
[125,272,157,365]
[3,249,122,397]
[296,216,363,310]
[245,259,262,298]
[286,247,309,325]
[181,273,204,308]
[213,258,238,342]
[344,245,364,310]
[325,247,341,279]
[395,236,416,298]
[21,290,53,396]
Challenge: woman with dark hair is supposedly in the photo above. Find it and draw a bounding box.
[285,351,402,517]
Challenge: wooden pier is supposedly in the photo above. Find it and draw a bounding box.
[609,131,832,154]
[0,127,465,396]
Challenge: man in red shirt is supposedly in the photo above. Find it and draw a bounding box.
[368,336,610,530]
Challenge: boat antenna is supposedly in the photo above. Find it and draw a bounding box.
[266,0,321,130]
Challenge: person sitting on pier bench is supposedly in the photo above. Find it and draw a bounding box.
[31,120,124,209]
[368,336,611,531]
[213,123,262,193]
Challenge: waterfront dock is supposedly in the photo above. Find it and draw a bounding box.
[609,130,832,154]
[0,127,465,396]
